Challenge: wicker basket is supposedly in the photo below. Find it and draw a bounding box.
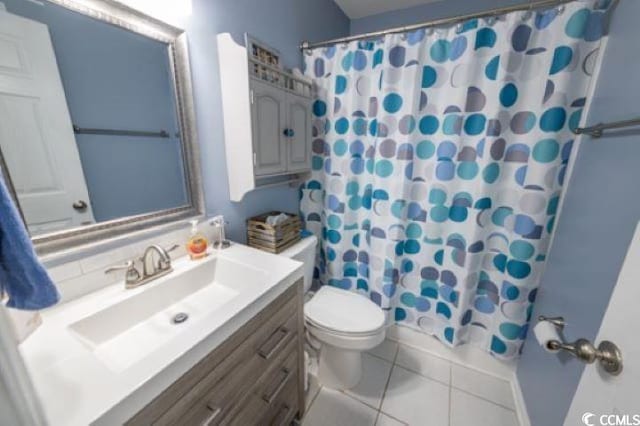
[247,212,302,253]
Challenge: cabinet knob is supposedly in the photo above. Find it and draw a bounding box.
[72,200,88,211]
[283,128,294,137]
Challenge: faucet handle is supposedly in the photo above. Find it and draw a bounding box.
[105,260,134,274]
[159,244,180,270]
[209,215,229,227]
[105,260,141,284]
[166,244,180,254]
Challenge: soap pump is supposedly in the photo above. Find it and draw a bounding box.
[210,215,231,249]
[185,219,209,260]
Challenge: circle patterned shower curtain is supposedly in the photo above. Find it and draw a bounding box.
[301,0,611,359]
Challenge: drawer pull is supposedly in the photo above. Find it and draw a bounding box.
[258,326,290,360]
[262,368,292,405]
[200,404,221,426]
[270,404,292,426]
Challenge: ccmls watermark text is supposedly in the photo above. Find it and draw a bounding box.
[582,412,640,426]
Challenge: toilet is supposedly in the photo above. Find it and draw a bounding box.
[280,235,386,389]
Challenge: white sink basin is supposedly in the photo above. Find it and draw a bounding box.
[20,242,303,426]
[68,256,268,372]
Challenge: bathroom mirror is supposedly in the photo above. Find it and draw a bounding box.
[0,0,203,255]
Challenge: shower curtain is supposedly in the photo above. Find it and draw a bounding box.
[301,0,611,359]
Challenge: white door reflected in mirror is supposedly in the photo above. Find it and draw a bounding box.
[0,11,96,235]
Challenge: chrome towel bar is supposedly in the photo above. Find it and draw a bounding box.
[73,125,170,138]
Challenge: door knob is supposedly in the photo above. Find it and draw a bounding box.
[72,200,88,211]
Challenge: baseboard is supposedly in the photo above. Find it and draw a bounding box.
[387,324,530,424]
[386,324,517,381]
[511,373,531,426]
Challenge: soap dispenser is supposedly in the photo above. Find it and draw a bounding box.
[186,219,209,260]
[210,215,231,249]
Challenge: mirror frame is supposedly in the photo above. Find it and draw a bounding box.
[0,0,204,256]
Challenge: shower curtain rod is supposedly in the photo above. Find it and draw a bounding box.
[300,0,576,50]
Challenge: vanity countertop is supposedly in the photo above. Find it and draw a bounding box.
[19,243,304,426]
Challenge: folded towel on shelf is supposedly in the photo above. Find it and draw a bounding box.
[265,213,290,226]
[0,175,59,310]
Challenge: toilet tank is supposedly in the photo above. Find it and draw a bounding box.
[279,235,318,293]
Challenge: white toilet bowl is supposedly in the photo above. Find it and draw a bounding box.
[279,236,386,390]
[305,286,386,388]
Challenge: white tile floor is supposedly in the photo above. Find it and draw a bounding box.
[302,339,519,426]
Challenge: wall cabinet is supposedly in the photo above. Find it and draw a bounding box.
[218,33,313,202]
[286,92,313,173]
[251,81,312,176]
[126,281,304,426]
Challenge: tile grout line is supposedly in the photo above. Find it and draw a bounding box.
[386,340,516,411]
[391,362,451,388]
[374,343,401,425]
[451,386,518,412]
[386,335,514,382]
[367,351,396,363]
[304,383,323,421]
[448,364,453,426]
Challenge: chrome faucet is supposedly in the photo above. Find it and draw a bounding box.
[141,244,175,277]
[105,244,178,289]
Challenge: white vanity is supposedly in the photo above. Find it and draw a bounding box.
[19,244,305,425]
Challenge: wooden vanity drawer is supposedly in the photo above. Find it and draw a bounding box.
[179,334,298,425]
[230,364,299,426]
[127,281,304,426]
[233,373,298,426]
[224,339,298,425]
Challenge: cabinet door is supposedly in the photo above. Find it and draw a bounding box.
[251,80,287,176]
[285,93,312,173]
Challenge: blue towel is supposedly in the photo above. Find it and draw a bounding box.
[0,175,59,310]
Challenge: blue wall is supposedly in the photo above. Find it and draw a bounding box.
[517,1,640,424]
[3,0,188,222]
[178,0,350,242]
[350,0,525,35]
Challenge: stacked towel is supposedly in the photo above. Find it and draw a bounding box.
[0,175,59,310]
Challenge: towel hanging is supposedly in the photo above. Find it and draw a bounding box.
[0,175,59,310]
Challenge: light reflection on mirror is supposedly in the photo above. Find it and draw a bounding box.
[116,0,192,27]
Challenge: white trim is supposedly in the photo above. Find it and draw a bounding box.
[386,324,516,381]
[0,306,46,426]
[386,325,532,422]
[512,375,531,426]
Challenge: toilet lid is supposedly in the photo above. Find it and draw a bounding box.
[304,286,385,334]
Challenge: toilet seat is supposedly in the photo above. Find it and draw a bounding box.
[304,286,386,336]
[305,316,385,337]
